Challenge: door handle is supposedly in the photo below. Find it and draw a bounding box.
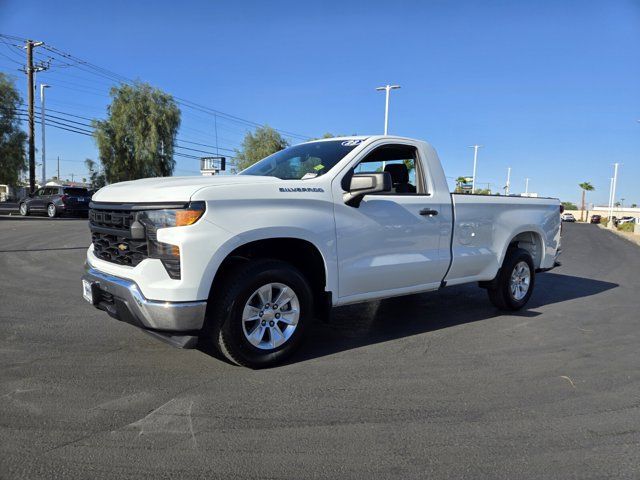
[419,208,438,216]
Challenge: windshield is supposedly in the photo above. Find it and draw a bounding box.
[239,139,364,180]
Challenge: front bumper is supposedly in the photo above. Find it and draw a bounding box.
[82,264,207,340]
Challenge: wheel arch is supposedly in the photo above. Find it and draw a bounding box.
[205,235,334,311]
[502,229,545,269]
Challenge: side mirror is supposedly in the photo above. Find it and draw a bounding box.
[343,172,392,207]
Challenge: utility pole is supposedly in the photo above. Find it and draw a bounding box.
[375,85,401,135]
[40,84,50,185]
[505,167,511,195]
[57,156,60,181]
[467,145,483,194]
[26,41,36,193]
[525,178,530,195]
[24,39,46,193]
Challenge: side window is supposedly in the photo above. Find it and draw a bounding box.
[37,188,47,196]
[352,144,425,194]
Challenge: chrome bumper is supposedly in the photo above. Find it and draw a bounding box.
[82,265,206,332]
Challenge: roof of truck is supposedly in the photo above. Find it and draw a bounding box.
[301,135,423,144]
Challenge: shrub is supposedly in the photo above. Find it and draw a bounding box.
[618,223,635,232]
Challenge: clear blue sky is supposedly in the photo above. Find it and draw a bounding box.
[1,0,638,206]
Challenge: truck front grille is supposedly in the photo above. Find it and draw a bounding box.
[91,231,148,266]
[88,205,180,279]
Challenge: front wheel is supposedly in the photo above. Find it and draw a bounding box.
[19,202,29,216]
[487,248,535,310]
[204,259,313,368]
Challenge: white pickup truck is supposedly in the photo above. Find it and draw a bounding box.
[82,136,561,368]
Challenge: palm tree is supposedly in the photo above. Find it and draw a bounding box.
[578,182,595,222]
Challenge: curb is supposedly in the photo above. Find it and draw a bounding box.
[597,224,640,247]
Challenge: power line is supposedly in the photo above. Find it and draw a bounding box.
[0,33,310,140]
[19,103,241,153]
[17,114,93,136]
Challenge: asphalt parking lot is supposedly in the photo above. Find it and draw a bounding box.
[1,218,639,479]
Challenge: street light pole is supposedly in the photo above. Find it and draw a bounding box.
[525,177,530,195]
[40,84,50,185]
[375,85,400,135]
[607,177,614,223]
[505,167,511,195]
[467,145,483,194]
[609,163,620,228]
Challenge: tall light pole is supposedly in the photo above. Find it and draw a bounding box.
[609,163,619,228]
[505,167,511,195]
[525,177,530,195]
[40,84,50,185]
[607,177,614,225]
[375,85,400,135]
[467,145,483,194]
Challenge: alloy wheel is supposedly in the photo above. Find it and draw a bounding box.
[510,261,531,301]
[241,282,300,350]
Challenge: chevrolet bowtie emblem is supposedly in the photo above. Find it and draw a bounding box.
[118,243,128,251]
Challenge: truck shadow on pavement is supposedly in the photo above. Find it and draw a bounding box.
[285,272,618,365]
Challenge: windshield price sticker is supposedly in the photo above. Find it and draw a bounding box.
[341,140,363,146]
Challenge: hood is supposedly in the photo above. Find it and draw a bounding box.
[91,175,279,203]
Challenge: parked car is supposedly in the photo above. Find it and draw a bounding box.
[561,213,576,222]
[82,135,562,368]
[19,185,91,218]
[590,214,601,224]
[617,216,636,225]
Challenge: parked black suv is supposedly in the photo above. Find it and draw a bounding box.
[19,186,91,218]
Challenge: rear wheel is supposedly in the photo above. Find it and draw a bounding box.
[47,203,57,218]
[19,202,29,216]
[204,259,313,369]
[487,248,535,310]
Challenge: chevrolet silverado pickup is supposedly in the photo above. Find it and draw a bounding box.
[82,136,561,368]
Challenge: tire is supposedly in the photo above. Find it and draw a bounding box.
[19,202,29,216]
[204,259,313,369]
[487,247,535,310]
[47,203,58,218]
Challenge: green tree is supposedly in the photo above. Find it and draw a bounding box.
[92,82,181,183]
[235,125,289,171]
[578,182,595,221]
[631,203,637,208]
[0,73,27,187]
[562,201,578,210]
[309,133,349,140]
[454,176,469,193]
[84,158,107,189]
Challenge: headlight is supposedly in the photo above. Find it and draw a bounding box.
[137,202,206,280]
[139,201,206,229]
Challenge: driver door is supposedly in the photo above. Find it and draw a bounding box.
[332,141,451,301]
